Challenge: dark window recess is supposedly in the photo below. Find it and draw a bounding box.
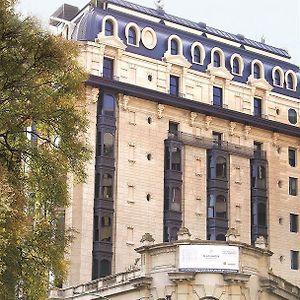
[253,63,261,79]
[216,234,226,241]
[102,173,113,199]
[274,70,281,85]
[213,86,223,107]
[212,131,222,147]
[213,51,221,67]
[170,39,178,55]
[101,94,115,116]
[232,58,240,74]
[128,27,137,45]
[169,121,179,135]
[94,216,99,241]
[103,133,114,157]
[215,195,227,219]
[254,141,262,152]
[288,108,297,124]
[171,146,181,171]
[289,177,297,196]
[290,214,299,233]
[287,74,294,89]
[95,173,100,198]
[92,259,99,279]
[100,259,111,277]
[105,20,113,36]
[254,98,262,117]
[170,75,179,96]
[101,216,112,241]
[170,187,181,211]
[216,156,227,179]
[291,251,299,270]
[103,57,114,79]
[258,203,267,226]
[194,46,201,63]
[289,148,296,167]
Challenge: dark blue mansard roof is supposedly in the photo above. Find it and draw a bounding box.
[70,0,300,98]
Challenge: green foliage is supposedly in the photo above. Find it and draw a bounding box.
[0,0,90,298]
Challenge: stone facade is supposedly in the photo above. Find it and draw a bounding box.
[49,0,300,298]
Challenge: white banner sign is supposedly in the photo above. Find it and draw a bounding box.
[179,245,239,273]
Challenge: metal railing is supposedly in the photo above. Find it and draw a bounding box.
[168,131,256,158]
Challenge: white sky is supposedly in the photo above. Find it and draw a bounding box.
[18,0,300,66]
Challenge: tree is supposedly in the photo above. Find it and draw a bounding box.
[0,0,90,298]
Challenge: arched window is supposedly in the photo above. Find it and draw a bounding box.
[102,173,113,199]
[216,195,227,219]
[253,63,261,79]
[171,187,181,211]
[103,133,114,157]
[216,156,227,178]
[274,69,281,86]
[288,108,297,124]
[101,216,112,242]
[100,259,111,277]
[128,27,137,45]
[258,203,266,226]
[105,19,113,36]
[193,46,201,64]
[213,51,221,67]
[171,39,178,55]
[232,57,240,74]
[287,73,294,89]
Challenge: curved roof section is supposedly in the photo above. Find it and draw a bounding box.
[108,0,290,59]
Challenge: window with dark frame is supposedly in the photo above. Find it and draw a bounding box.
[291,250,299,270]
[169,121,179,135]
[170,75,179,96]
[253,63,261,79]
[289,148,296,167]
[103,57,114,79]
[213,51,221,67]
[254,98,262,117]
[105,20,113,36]
[232,57,240,74]
[170,39,178,55]
[216,156,227,179]
[274,70,281,86]
[287,73,294,89]
[289,177,297,196]
[212,131,222,147]
[213,86,223,107]
[288,108,297,124]
[128,27,137,45]
[258,203,267,226]
[215,195,227,219]
[290,214,299,233]
[194,46,201,63]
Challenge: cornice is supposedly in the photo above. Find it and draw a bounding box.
[87,75,300,138]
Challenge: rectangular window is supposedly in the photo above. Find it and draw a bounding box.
[170,75,179,96]
[289,177,297,196]
[169,121,179,135]
[289,148,296,167]
[254,98,262,117]
[291,250,299,270]
[103,57,114,79]
[213,86,223,107]
[212,131,222,148]
[290,214,299,233]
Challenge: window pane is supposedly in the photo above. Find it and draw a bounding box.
[103,58,114,79]
[289,177,297,196]
[194,47,201,63]
[291,251,299,270]
[215,195,227,219]
[213,87,223,107]
[258,203,266,226]
[128,27,136,45]
[171,146,181,171]
[233,58,240,74]
[102,173,113,199]
[170,187,181,211]
[274,70,281,85]
[287,74,294,89]
[288,108,297,124]
[170,75,179,96]
[100,216,112,242]
[253,63,260,79]
[216,156,227,178]
[102,94,115,116]
[103,133,114,157]
[290,214,298,233]
[254,98,262,117]
[100,259,111,277]
[171,39,178,55]
[289,148,296,167]
[213,52,221,67]
[169,121,179,134]
[105,20,113,36]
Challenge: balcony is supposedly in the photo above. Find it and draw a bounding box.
[168,131,254,158]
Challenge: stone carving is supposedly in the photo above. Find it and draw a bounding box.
[140,233,155,246]
[86,87,99,104]
[177,227,191,240]
[122,95,130,111]
[226,227,240,242]
[205,116,212,130]
[157,104,165,119]
[229,121,236,136]
[244,125,251,140]
[272,132,279,146]
[190,112,198,126]
[255,236,267,249]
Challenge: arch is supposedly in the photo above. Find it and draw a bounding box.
[211,47,225,68]
[125,22,140,46]
[285,70,297,91]
[168,34,183,55]
[272,66,284,87]
[230,53,244,76]
[191,42,205,64]
[251,59,264,79]
[216,156,227,178]
[102,15,118,36]
[103,132,114,157]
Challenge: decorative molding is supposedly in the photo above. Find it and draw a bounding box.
[157,104,165,119]
[244,125,251,139]
[190,112,198,126]
[168,272,195,282]
[96,33,127,50]
[247,75,273,91]
[163,53,192,68]
[229,121,236,136]
[207,64,234,80]
[86,87,99,103]
[272,132,280,146]
[205,116,212,130]
[122,95,130,111]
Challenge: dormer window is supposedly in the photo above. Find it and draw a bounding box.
[253,63,261,79]
[105,20,113,36]
[171,39,178,55]
[285,71,297,91]
[193,46,201,63]
[213,51,221,67]
[287,73,294,90]
[274,70,281,86]
[191,42,205,65]
[128,27,137,45]
[232,58,240,74]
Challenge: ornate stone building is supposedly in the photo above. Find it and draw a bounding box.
[49,0,300,299]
